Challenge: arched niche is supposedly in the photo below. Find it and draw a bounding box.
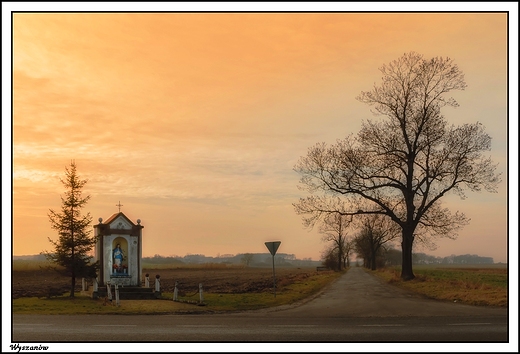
[112,237,129,274]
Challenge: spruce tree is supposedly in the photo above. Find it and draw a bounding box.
[43,161,98,297]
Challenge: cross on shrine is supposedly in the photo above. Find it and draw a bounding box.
[116,201,123,212]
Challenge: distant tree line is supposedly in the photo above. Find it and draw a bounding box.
[141,253,321,267]
[372,248,494,267]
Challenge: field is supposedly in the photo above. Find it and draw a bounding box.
[12,263,333,299]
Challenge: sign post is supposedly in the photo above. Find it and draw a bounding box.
[264,241,281,297]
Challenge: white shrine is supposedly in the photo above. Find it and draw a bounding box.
[93,208,144,287]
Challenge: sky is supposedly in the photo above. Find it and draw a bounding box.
[3,3,518,353]
[4,4,517,266]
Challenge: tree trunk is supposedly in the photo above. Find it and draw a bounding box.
[337,249,343,271]
[401,229,415,280]
[70,221,75,297]
[370,249,377,270]
[370,248,378,270]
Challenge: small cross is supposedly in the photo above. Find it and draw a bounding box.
[116,201,123,212]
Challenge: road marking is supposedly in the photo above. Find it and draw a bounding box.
[448,323,492,326]
[270,325,318,327]
[93,325,137,327]
[177,325,228,328]
[359,324,405,327]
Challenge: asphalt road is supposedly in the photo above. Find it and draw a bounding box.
[10,267,512,350]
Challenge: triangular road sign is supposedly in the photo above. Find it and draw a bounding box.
[265,241,281,256]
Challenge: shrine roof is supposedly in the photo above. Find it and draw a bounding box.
[103,212,136,226]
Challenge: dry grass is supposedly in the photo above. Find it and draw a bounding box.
[372,265,507,307]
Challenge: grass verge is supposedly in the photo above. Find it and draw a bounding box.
[12,270,343,315]
[370,265,507,307]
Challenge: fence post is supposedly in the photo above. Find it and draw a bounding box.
[81,278,86,291]
[154,275,161,298]
[106,282,112,301]
[115,284,120,307]
[92,277,99,299]
[199,283,204,304]
[173,281,178,301]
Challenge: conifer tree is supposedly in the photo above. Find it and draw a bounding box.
[43,161,98,297]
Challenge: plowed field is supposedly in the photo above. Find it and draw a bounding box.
[12,266,323,299]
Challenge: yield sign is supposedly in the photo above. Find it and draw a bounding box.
[265,241,281,256]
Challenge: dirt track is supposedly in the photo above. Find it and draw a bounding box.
[12,266,321,299]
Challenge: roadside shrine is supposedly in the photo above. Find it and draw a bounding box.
[93,210,144,287]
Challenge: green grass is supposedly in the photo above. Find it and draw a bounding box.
[12,270,343,315]
[175,269,342,312]
[371,265,507,307]
[12,295,203,315]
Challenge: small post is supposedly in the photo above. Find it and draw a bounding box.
[173,281,178,301]
[92,277,99,299]
[199,283,204,304]
[154,275,161,298]
[115,284,120,307]
[272,254,276,298]
[81,278,86,291]
[106,283,112,301]
[145,274,150,288]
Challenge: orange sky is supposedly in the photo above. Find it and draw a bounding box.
[6,9,514,265]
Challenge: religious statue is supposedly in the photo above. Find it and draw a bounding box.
[113,244,124,273]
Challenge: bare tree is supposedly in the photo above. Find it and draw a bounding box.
[353,214,400,270]
[318,213,352,271]
[322,238,353,270]
[342,238,353,268]
[241,253,254,267]
[321,245,338,270]
[294,52,501,280]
